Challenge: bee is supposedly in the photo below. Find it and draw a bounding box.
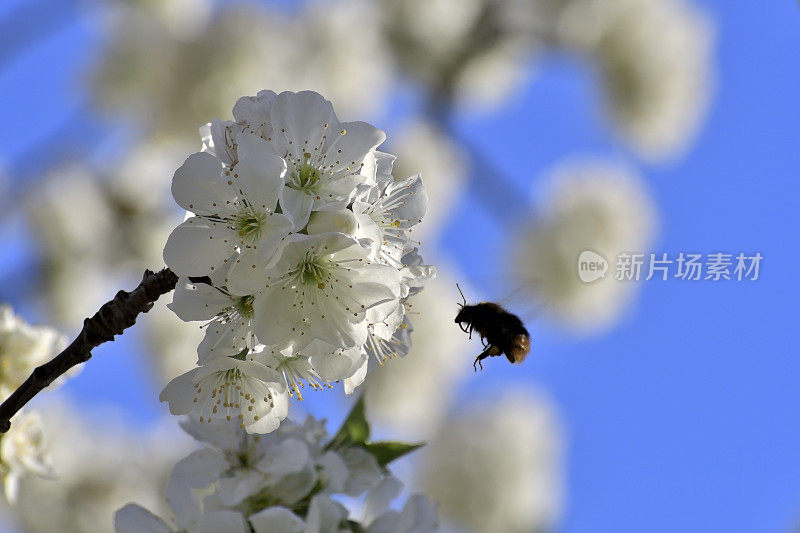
[454,284,531,371]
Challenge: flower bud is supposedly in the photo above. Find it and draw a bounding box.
[306,209,359,237]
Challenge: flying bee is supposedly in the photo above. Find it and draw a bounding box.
[454,284,531,371]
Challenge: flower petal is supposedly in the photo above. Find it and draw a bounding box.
[271,91,338,162]
[163,217,237,276]
[279,186,315,230]
[114,504,172,533]
[235,133,286,210]
[169,278,234,322]
[323,120,386,174]
[250,507,305,533]
[171,152,231,215]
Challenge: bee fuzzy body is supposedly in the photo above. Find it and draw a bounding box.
[454,301,531,371]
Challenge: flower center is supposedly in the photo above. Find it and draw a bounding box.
[233,296,255,319]
[292,153,322,192]
[298,256,331,290]
[234,207,267,242]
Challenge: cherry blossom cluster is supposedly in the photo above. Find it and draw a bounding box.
[0,306,70,503]
[160,90,434,433]
[114,414,437,533]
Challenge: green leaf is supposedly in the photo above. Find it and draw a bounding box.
[363,440,424,467]
[328,395,370,448]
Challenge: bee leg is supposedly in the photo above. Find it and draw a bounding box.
[473,347,493,372]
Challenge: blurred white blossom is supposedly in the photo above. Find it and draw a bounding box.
[0,411,53,505]
[0,308,72,505]
[380,0,536,111]
[11,401,189,533]
[558,0,714,160]
[92,0,392,141]
[417,390,563,533]
[115,414,437,532]
[513,157,657,333]
[28,140,188,326]
[390,122,468,240]
[0,305,67,397]
[365,263,470,440]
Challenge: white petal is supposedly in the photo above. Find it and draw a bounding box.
[254,214,294,265]
[235,133,286,210]
[159,370,198,415]
[271,91,338,161]
[232,90,276,125]
[114,504,172,533]
[198,510,248,533]
[341,447,382,497]
[166,449,228,528]
[171,152,230,214]
[217,471,266,507]
[363,477,403,525]
[197,320,250,361]
[311,347,365,383]
[253,288,304,348]
[210,119,241,166]
[343,356,369,395]
[304,495,347,533]
[323,120,386,174]
[317,451,349,493]
[394,495,438,533]
[163,217,237,276]
[279,186,315,229]
[250,507,305,533]
[225,249,268,296]
[387,174,427,228]
[256,438,311,477]
[169,278,234,322]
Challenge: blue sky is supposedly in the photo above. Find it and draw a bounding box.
[0,0,799,531]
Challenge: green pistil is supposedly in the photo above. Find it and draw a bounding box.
[299,257,330,290]
[235,207,267,240]
[292,153,322,191]
[234,296,255,319]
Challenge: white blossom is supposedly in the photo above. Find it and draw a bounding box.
[162,134,293,277]
[257,341,366,400]
[364,264,470,440]
[92,0,392,140]
[115,415,437,533]
[115,503,247,533]
[169,278,259,361]
[390,121,468,240]
[513,157,657,333]
[12,400,188,533]
[161,89,432,432]
[558,0,714,160]
[379,0,534,111]
[0,410,53,504]
[246,233,401,352]
[0,306,68,397]
[417,390,563,533]
[353,171,428,269]
[160,356,289,434]
[204,90,386,231]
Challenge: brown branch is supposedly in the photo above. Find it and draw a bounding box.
[0,268,179,433]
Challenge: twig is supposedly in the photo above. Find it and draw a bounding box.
[0,268,178,433]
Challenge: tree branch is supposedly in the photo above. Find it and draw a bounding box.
[0,268,178,433]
